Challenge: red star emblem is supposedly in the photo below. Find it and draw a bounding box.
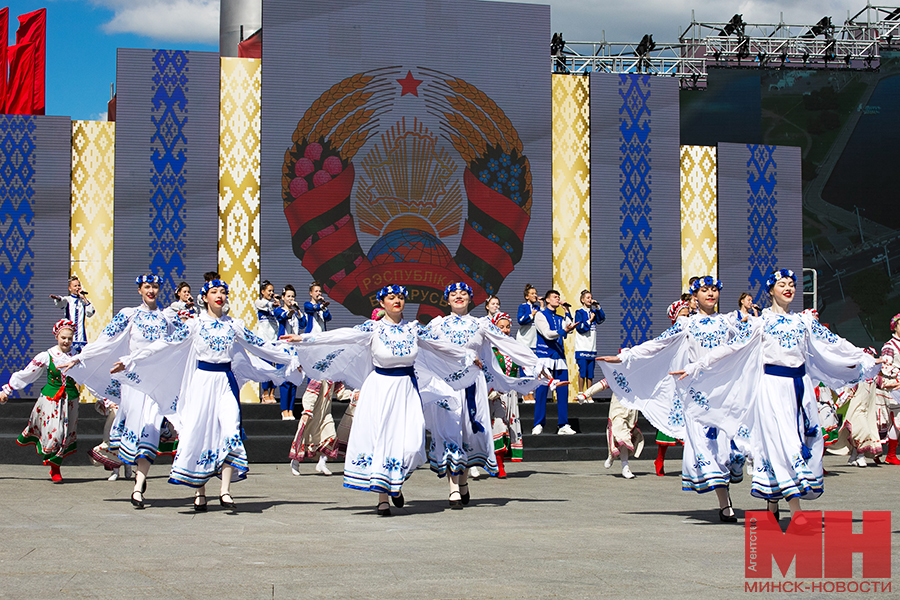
[397,70,423,97]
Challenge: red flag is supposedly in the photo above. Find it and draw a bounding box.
[0,8,8,110]
[237,28,261,59]
[6,42,34,115]
[15,8,46,115]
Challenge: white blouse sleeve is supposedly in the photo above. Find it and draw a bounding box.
[802,312,878,389]
[4,351,51,394]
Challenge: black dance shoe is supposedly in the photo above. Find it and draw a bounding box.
[377,502,392,517]
[459,483,471,506]
[449,491,463,510]
[131,491,145,509]
[219,493,237,509]
[391,492,404,508]
[193,494,207,512]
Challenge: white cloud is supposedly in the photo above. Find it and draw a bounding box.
[91,0,219,45]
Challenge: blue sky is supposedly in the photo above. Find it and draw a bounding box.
[3,0,869,121]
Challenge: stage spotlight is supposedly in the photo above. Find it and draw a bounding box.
[779,52,788,66]
[810,16,833,37]
[803,51,810,64]
[756,51,768,67]
[736,37,750,61]
[713,50,721,62]
[844,54,852,65]
[722,14,745,37]
[865,53,874,67]
[636,34,656,56]
[550,32,566,56]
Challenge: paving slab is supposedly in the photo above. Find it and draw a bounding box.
[0,455,897,599]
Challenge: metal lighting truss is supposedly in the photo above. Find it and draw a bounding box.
[551,3,900,88]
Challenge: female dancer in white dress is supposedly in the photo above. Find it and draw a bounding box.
[599,277,745,521]
[110,279,300,511]
[423,282,541,508]
[281,284,479,516]
[673,269,882,521]
[66,275,184,508]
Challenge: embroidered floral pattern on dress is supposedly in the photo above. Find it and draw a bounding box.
[199,320,236,352]
[125,372,141,384]
[655,322,683,340]
[668,397,684,427]
[382,457,402,472]
[764,314,804,349]
[437,399,451,410]
[353,320,376,332]
[415,322,440,340]
[133,311,168,341]
[444,368,468,383]
[351,453,372,468]
[196,450,216,467]
[313,349,344,372]
[613,370,631,393]
[104,379,121,399]
[693,453,711,469]
[809,318,838,344]
[440,315,480,346]
[242,328,267,347]
[103,311,131,337]
[688,387,709,410]
[732,319,753,344]
[737,425,751,438]
[689,316,729,349]
[378,326,415,356]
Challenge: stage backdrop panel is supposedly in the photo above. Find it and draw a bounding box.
[219,56,262,402]
[260,0,551,327]
[114,48,219,310]
[680,145,717,289]
[552,73,590,399]
[590,73,682,353]
[0,115,72,394]
[717,143,802,310]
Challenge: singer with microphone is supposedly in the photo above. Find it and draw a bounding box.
[50,275,95,354]
[531,289,577,436]
[574,290,606,401]
[275,285,307,420]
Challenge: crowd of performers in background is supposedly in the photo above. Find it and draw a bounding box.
[2,267,898,522]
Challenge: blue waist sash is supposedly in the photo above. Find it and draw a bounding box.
[763,363,816,459]
[464,383,485,435]
[197,361,244,440]
[374,366,418,393]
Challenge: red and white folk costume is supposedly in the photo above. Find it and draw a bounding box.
[2,320,79,481]
[874,320,900,465]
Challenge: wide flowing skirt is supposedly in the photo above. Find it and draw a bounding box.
[681,417,744,493]
[425,374,497,476]
[343,371,426,496]
[749,373,823,501]
[17,395,78,465]
[109,385,177,465]
[491,391,523,461]
[168,369,248,488]
[290,380,337,461]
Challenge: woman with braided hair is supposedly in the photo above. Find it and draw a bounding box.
[672,269,885,521]
[65,274,184,508]
[109,279,302,512]
[0,320,79,482]
[281,284,479,516]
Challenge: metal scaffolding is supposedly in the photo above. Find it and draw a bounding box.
[551,3,900,88]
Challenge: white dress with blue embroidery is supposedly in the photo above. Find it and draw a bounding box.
[422,314,540,477]
[599,312,745,493]
[116,313,301,487]
[290,319,478,496]
[73,304,184,465]
[679,309,878,501]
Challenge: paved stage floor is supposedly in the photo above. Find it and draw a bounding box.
[1,454,897,599]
